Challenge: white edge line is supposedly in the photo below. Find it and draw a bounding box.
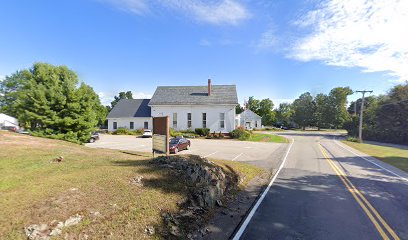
[203,151,218,158]
[232,138,294,240]
[333,139,408,182]
[232,153,244,161]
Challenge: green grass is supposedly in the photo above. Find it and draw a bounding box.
[254,127,284,132]
[342,141,408,172]
[245,133,288,143]
[213,159,267,188]
[0,131,262,239]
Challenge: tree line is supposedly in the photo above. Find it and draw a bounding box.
[241,87,353,130]
[345,83,408,144]
[246,84,407,145]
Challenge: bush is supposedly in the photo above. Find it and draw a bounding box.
[180,129,195,134]
[169,128,183,137]
[238,131,251,140]
[134,128,144,135]
[195,128,210,136]
[231,126,249,139]
[346,137,359,142]
[113,128,134,135]
[231,127,251,140]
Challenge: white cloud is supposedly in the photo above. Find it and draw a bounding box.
[162,0,250,25]
[98,91,152,106]
[290,0,408,82]
[103,0,250,25]
[101,0,149,15]
[253,28,279,51]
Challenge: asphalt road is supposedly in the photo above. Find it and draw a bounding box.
[86,134,287,170]
[236,132,408,240]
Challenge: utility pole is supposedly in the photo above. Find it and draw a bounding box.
[355,90,373,143]
[354,100,357,116]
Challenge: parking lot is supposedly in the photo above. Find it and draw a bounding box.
[86,134,289,170]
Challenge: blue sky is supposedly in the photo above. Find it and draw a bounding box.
[0,0,406,106]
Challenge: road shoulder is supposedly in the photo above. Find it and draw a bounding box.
[196,171,272,240]
[335,139,408,180]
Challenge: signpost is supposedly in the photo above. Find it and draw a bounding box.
[152,116,170,156]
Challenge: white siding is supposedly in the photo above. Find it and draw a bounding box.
[240,118,262,130]
[107,117,152,132]
[150,105,236,133]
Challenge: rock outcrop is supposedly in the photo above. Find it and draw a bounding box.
[153,155,229,208]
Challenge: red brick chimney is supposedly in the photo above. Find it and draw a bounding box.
[208,79,212,96]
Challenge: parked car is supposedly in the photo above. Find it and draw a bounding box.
[169,137,190,154]
[16,129,30,135]
[89,132,100,143]
[1,126,17,132]
[142,129,153,138]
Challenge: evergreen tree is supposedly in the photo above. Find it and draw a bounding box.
[10,63,106,143]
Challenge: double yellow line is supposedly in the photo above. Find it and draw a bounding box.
[318,144,400,240]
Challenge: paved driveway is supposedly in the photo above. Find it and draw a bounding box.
[86,134,288,170]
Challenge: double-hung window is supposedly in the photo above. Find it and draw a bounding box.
[220,113,225,129]
[173,113,177,129]
[187,113,192,128]
[130,122,134,129]
[113,122,117,130]
[202,113,207,128]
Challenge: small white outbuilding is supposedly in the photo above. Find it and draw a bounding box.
[237,109,262,130]
[0,113,19,129]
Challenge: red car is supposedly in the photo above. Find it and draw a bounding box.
[169,137,190,154]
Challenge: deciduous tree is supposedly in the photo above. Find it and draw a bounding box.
[292,92,315,130]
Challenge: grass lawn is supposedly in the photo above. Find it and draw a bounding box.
[246,133,288,143]
[0,131,263,239]
[342,141,408,172]
[213,160,267,187]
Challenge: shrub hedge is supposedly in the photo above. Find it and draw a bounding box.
[195,128,210,136]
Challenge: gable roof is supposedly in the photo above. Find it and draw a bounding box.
[238,109,261,120]
[107,99,151,118]
[148,85,238,106]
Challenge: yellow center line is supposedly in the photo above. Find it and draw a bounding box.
[318,144,400,240]
[322,147,400,240]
